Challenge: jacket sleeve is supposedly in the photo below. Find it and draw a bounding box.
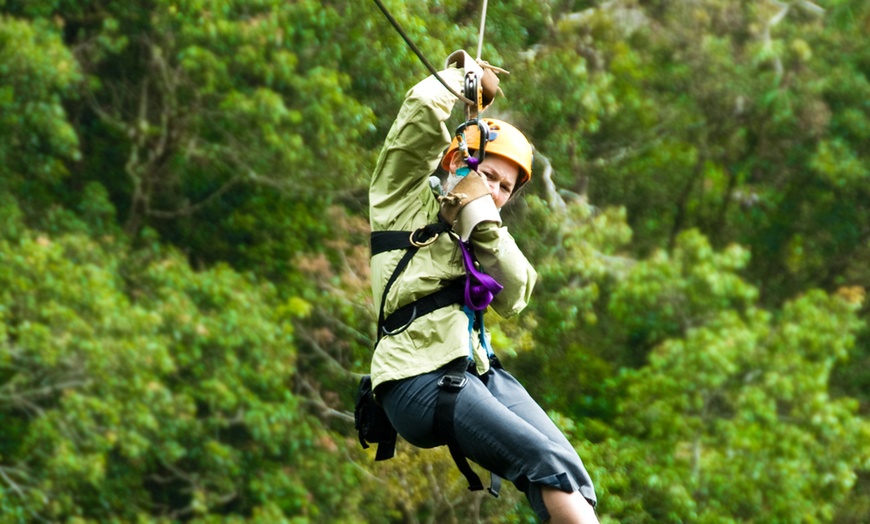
[469,221,537,317]
[369,68,464,231]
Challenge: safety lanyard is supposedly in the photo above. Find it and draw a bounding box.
[455,239,500,361]
[463,306,495,361]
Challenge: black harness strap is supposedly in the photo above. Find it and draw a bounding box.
[434,358,484,492]
[376,246,419,340]
[382,280,464,334]
[372,223,451,341]
[370,230,416,256]
[434,358,503,497]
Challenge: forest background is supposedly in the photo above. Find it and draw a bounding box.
[1,0,869,522]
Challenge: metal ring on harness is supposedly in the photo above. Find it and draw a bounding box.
[409,229,439,247]
[381,304,417,337]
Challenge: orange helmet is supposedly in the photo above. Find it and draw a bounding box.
[441,118,533,184]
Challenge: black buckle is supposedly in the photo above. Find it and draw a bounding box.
[437,374,468,391]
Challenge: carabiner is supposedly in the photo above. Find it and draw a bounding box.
[453,119,491,171]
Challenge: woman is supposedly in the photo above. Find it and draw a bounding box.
[368,55,599,524]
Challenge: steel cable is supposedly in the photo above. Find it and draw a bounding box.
[476,0,489,60]
[371,0,481,106]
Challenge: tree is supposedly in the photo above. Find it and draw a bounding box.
[2,0,870,521]
[0,14,80,207]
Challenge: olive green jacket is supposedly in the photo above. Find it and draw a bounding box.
[369,67,536,390]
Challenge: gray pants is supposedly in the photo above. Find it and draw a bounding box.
[379,362,597,522]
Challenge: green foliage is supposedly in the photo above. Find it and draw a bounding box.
[1,0,870,522]
[0,14,80,195]
[0,210,384,522]
[602,289,869,523]
[506,195,632,420]
[608,230,757,360]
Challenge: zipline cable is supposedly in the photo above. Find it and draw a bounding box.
[371,0,477,106]
[475,0,489,60]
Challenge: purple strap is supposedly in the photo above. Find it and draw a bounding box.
[457,241,503,311]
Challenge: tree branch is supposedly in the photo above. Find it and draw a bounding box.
[534,149,568,214]
[0,466,50,523]
[298,376,355,424]
[297,377,356,424]
[320,314,374,348]
[297,330,365,380]
[0,466,27,501]
[301,399,356,424]
[146,175,244,219]
[0,379,91,404]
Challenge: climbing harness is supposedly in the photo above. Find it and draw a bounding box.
[370,225,503,342]
[365,220,504,496]
[370,222,457,339]
[355,221,453,462]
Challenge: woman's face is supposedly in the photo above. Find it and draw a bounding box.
[449,153,520,209]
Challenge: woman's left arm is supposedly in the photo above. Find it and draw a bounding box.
[468,222,537,317]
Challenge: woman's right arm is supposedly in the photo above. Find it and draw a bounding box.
[369,68,464,231]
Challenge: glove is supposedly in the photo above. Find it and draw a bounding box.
[445,50,501,108]
[439,172,501,241]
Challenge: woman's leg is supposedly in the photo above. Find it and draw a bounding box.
[542,487,599,524]
[481,367,598,518]
[379,364,598,523]
[451,368,597,522]
[378,369,443,449]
